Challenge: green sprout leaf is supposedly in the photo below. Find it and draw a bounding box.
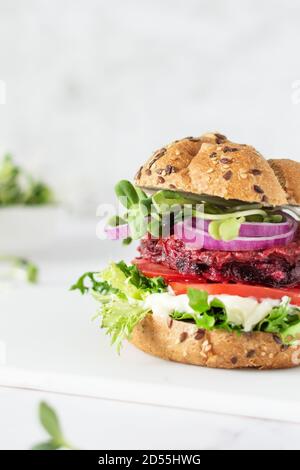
[32,402,76,451]
[0,256,39,284]
[208,217,244,241]
[112,180,151,240]
[15,258,39,283]
[107,215,127,227]
[135,187,147,201]
[115,180,139,208]
[122,236,132,245]
[152,190,193,212]
[218,217,244,241]
[127,203,148,239]
[39,402,64,442]
[208,220,222,240]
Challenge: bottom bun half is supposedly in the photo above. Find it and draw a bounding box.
[130,314,300,369]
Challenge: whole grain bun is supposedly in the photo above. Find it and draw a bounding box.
[135,132,288,206]
[131,314,300,369]
[268,159,300,206]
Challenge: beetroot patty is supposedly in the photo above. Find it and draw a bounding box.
[138,232,300,287]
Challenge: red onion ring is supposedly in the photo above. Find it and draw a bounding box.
[202,217,293,237]
[174,218,298,251]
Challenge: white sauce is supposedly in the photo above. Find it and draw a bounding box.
[210,294,279,331]
[144,292,283,332]
[144,293,194,317]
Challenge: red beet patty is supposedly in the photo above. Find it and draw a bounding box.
[138,232,300,287]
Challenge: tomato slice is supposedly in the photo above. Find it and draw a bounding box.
[133,258,300,305]
[170,282,300,305]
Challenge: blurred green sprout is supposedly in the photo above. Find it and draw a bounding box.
[0,154,54,205]
[32,402,76,450]
[0,256,39,283]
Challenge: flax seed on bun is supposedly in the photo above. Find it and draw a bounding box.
[135,132,288,206]
[131,314,298,369]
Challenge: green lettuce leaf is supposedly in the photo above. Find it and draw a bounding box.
[257,296,300,343]
[174,289,300,343]
[116,261,166,295]
[172,288,241,332]
[70,271,117,295]
[71,261,167,351]
[94,292,150,352]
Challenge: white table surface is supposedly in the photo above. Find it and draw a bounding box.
[1,213,300,450]
[2,386,300,451]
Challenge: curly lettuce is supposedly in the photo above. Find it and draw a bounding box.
[93,294,150,352]
[71,261,167,351]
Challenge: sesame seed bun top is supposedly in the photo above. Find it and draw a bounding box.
[135,132,291,207]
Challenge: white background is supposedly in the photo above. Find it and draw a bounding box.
[1,0,300,450]
[0,0,300,211]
